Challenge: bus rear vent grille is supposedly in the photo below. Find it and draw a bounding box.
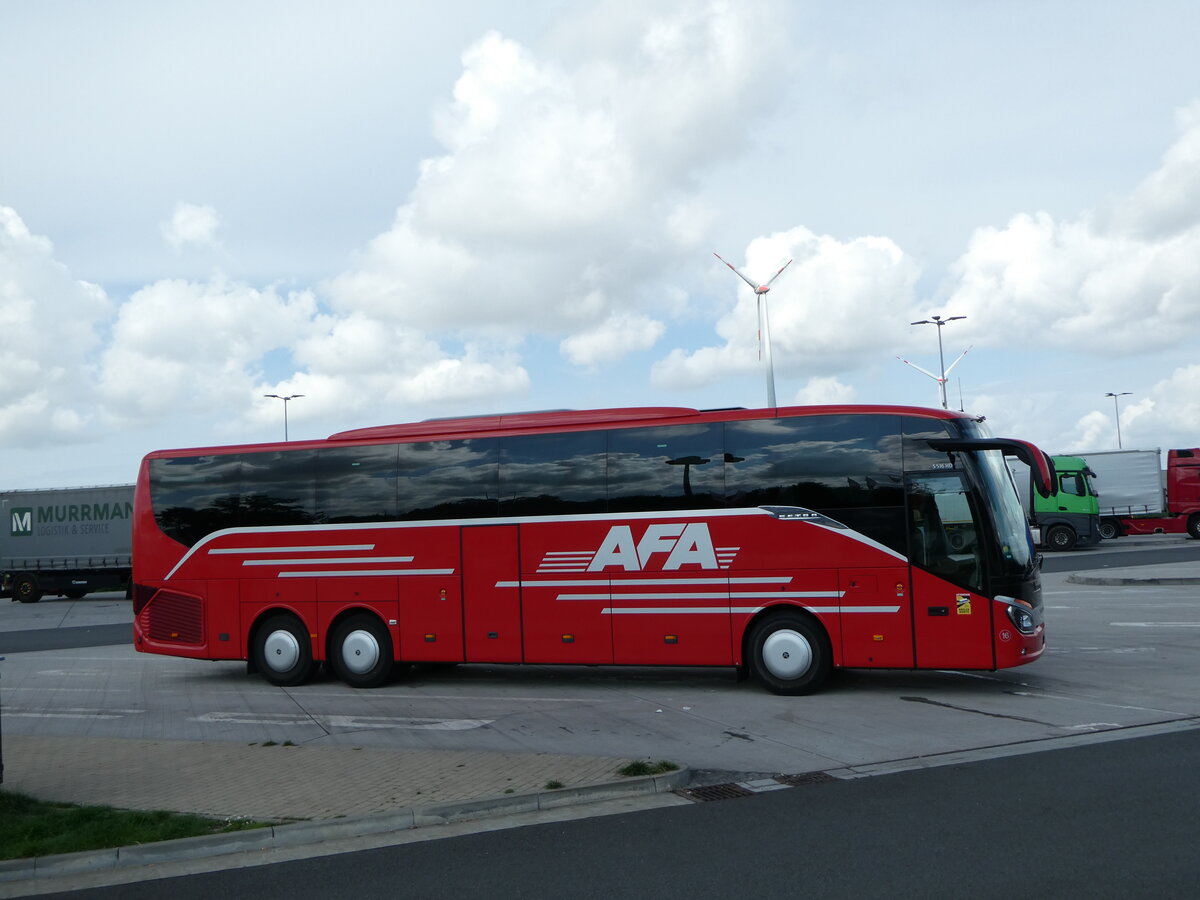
[142,591,203,644]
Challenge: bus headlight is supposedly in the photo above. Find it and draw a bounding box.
[1003,600,1038,635]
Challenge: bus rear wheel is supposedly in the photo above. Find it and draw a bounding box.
[252,614,317,687]
[329,613,395,689]
[747,611,831,695]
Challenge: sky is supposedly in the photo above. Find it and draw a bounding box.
[3,0,1200,489]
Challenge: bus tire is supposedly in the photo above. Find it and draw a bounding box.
[252,614,317,687]
[1045,525,1077,552]
[13,574,41,603]
[1098,518,1122,540]
[329,613,395,689]
[747,610,831,696]
[1187,514,1200,540]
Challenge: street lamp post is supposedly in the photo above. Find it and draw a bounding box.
[909,315,966,409]
[264,393,304,441]
[1105,391,1131,449]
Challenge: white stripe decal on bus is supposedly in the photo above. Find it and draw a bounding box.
[493,577,792,588]
[276,569,456,578]
[601,606,901,615]
[208,544,376,554]
[559,591,843,601]
[242,556,415,566]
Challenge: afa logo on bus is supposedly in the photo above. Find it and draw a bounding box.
[585,522,738,572]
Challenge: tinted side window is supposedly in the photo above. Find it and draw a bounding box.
[397,439,499,520]
[318,444,399,523]
[499,431,608,516]
[901,417,955,470]
[725,415,906,552]
[239,450,318,528]
[149,455,241,546]
[607,424,724,512]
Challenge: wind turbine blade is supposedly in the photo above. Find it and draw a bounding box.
[943,345,973,377]
[763,258,793,287]
[896,356,941,381]
[713,252,762,291]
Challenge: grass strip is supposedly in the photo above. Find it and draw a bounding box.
[0,789,271,860]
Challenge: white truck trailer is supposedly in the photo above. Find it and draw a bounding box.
[1069,449,1164,539]
[1,484,134,602]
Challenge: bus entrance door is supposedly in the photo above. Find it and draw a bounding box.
[906,472,993,670]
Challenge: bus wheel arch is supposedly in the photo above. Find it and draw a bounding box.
[744,608,832,696]
[250,611,318,687]
[327,610,396,689]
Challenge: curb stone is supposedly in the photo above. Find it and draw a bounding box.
[0,768,690,886]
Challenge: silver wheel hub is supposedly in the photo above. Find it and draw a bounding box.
[263,630,301,673]
[762,628,813,680]
[340,629,381,675]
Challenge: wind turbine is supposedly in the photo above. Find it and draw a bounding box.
[713,252,794,408]
[896,345,972,409]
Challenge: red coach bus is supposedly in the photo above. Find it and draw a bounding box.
[132,405,1053,694]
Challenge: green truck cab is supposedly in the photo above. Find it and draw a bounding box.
[1009,455,1101,551]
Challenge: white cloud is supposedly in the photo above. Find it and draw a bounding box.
[793,376,856,405]
[560,312,665,366]
[1106,365,1200,451]
[326,1,791,363]
[161,202,223,250]
[943,102,1200,355]
[653,226,921,388]
[98,277,318,424]
[0,207,110,446]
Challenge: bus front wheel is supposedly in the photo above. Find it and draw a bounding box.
[747,611,831,696]
[252,614,318,687]
[329,613,395,689]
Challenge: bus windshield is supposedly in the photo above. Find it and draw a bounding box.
[970,447,1034,571]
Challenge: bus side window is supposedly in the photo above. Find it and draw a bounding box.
[907,474,983,591]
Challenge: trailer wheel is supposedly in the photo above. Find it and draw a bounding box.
[252,614,317,687]
[1098,518,1122,540]
[13,574,41,603]
[1045,525,1077,552]
[747,610,831,696]
[1187,514,1200,540]
[329,613,395,689]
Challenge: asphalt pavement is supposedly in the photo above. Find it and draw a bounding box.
[2,554,1198,895]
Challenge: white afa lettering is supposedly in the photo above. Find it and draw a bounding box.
[662,522,719,570]
[587,523,718,572]
[589,525,640,571]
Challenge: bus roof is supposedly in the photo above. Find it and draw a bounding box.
[142,404,973,459]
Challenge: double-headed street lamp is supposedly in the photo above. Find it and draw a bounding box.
[907,315,967,409]
[264,393,304,441]
[1105,391,1131,449]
